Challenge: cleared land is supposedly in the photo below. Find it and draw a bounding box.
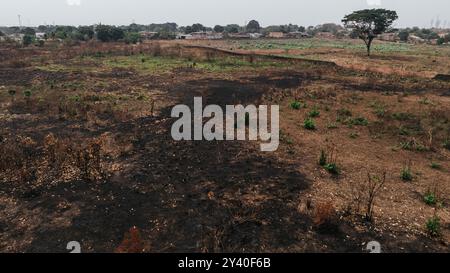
[0,39,449,252]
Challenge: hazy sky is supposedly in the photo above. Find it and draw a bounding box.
[1,0,449,28]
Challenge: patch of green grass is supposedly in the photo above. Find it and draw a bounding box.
[308,106,320,118]
[398,126,410,136]
[426,216,440,237]
[443,139,450,150]
[303,118,316,130]
[423,192,437,206]
[401,165,413,181]
[430,162,441,169]
[235,38,413,53]
[369,101,387,118]
[349,117,368,126]
[327,122,338,129]
[290,100,304,110]
[392,112,414,121]
[337,108,352,117]
[418,97,433,105]
[103,54,285,74]
[324,163,340,175]
[318,150,327,166]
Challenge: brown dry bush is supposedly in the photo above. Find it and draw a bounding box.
[0,136,38,179]
[347,171,387,222]
[313,201,339,233]
[115,226,145,253]
[73,138,104,181]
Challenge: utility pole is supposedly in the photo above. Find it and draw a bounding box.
[18,14,22,28]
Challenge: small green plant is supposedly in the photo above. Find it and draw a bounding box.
[318,150,327,166]
[303,118,316,130]
[425,216,440,237]
[398,126,410,136]
[290,101,302,110]
[350,117,368,126]
[320,146,340,175]
[374,107,386,118]
[400,162,412,181]
[324,163,339,175]
[419,97,433,105]
[327,122,338,129]
[392,112,413,121]
[369,101,386,118]
[23,90,32,98]
[308,107,320,118]
[336,108,352,123]
[349,132,359,139]
[400,141,412,150]
[443,139,450,150]
[8,89,16,102]
[430,162,441,169]
[423,192,437,206]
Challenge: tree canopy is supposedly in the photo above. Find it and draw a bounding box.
[246,20,261,33]
[342,9,398,56]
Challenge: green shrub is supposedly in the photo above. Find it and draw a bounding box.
[401,164,412,181]
[324,163,339,175]
[443,139,450,150]
[308,107,320,118]
[304,118,316,130]
[392,112,413,121]
[398,126,410,136]
[430,162,441,169]
[318,150,327,166]
[336,108,352,122]
[290,101,303,110]
[350,117,368,126]
[423,192,437,206]
[23,90,32,98]
[426,216,440,237]
[327,122,338,129]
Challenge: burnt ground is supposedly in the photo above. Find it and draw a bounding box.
[0,45,449,253]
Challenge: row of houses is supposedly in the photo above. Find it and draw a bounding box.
[378,31,449,44]
[174,31,311,40]
[0,32,47,42]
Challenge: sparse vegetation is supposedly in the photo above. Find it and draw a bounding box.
[290,100,304,110]
[425,216,441,237]
[308,106,320,118]
[401,162,413,181]
[424,192,437,206]
[1,28,449,253]
[303,118,316,130]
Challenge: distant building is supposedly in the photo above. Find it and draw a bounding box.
[408,35,426,44]
[378,33,399,42]
[227,33,251,39]
[286,31,310,38]
[315,32,335,39]
[267,32,285,38]
[36,32,46,40]
[249,33,263,39]
[8,33,24,42]
[139,31,158,40]
[181,31,223,40]
[176,33,192,39]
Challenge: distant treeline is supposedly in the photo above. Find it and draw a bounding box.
[0,20,449,46]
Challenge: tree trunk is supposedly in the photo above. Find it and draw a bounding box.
[366,38,373,57]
